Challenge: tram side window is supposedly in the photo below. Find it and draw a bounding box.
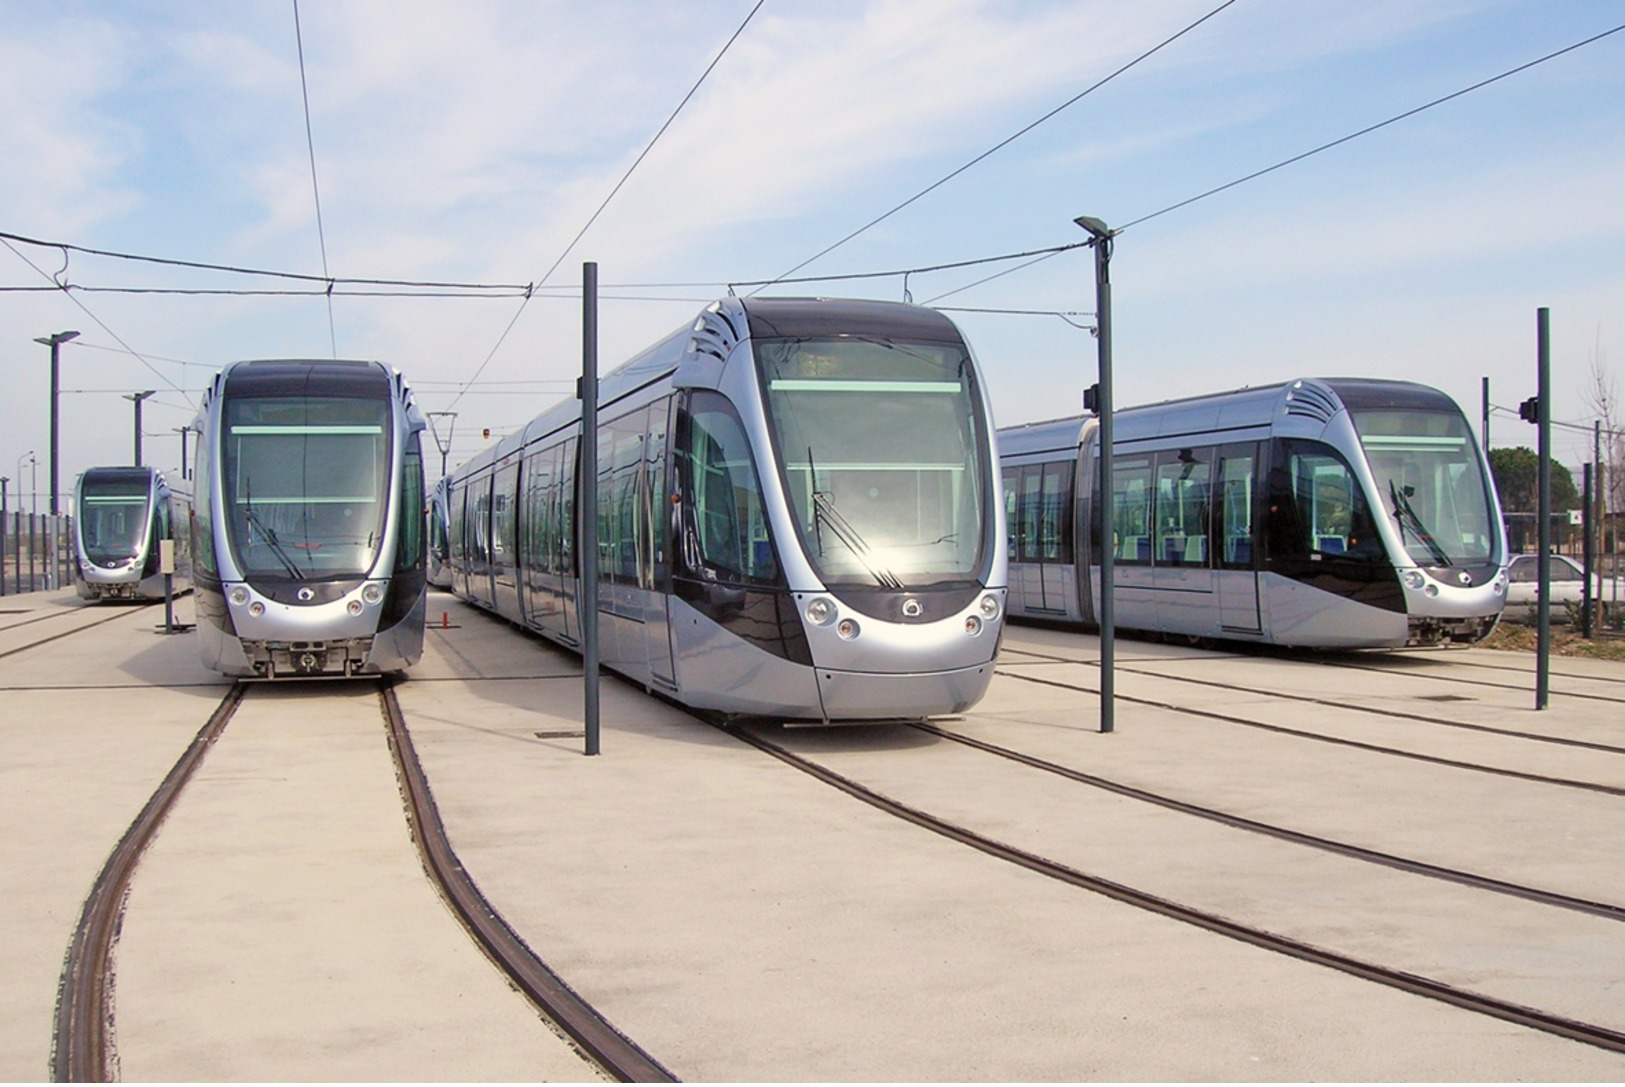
[193,436,217,576]
[1002,467,1019,556]
[679,392,777,584]
[1216,445,1257,568]
[1154,449,1211,567]
[396,433,425,572]
[1265,439,1381,563]
[1112,456,1153,564]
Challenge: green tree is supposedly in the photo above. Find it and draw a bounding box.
[1488,446,1579,511]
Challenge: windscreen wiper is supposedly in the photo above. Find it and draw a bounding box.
[243,485,304,579]
[812,490,903,590]
[1389,480,1451,567]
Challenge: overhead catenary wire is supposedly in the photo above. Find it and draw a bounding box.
[4,19,1622,338]
[754,0,1241,291]
[446,0,768,413]
[1118,22,1625,233]
[1,236,191,404]
[292,0,338,357]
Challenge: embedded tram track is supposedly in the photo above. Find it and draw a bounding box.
[53,680,673,1083]
[52,683,247,1083]
[1001,646,1625,758]
[0,604,159,663]
[715,718,1625,1057]
[905,719,1625,922]
[379,680,677,1083]
[996,667,1625,797]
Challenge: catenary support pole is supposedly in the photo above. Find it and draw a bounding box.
[1481,376,1491,455]
[581,262,602,755]
[1582,463,1594,638]
[1536,307,1551,710]
[1076,216,1116,734]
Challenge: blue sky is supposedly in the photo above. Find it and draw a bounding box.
[3,0,1622,505]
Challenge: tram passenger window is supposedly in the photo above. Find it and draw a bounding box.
[1112,457,1152,565]
[1217,446,1255,568]
[1155,449,1210,568]
[1002,467,1019,556]
[1019,466,1044,562]
[1040,462,1071,560]
[396,434,424,572]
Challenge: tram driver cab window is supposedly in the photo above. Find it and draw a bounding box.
[1265,439,1381,564]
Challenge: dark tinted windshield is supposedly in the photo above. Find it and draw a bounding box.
[222,396,392,580]
[757,336,989,589]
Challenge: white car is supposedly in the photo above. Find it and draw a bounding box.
[1502,553,1625,622]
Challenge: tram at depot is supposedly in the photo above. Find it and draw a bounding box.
[998,378,1507,648]
[72,466,191,601]
[444,296,1007,721]
[189,359,428,678]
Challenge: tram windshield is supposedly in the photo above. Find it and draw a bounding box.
[757,337,988,589]
[79,476,150,564]
[222,396,392,580]
[1351,409,1499,567]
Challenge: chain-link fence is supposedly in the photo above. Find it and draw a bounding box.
[0,512,76,596]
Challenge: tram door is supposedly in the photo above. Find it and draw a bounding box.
[1214,443,1262,634]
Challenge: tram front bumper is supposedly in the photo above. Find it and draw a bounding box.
[814,661,996,721]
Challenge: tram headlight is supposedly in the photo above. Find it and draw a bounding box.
[804,597,835,625]
[229,585,250,607]
[1402,570,1425,590]
[837,618,861,640]
[978,594,1000,621]
[362,583,384,605]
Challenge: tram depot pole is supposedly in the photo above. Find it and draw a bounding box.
[1076,215,1116,734]
[1535,307,1551,710]
[581,262,602,756]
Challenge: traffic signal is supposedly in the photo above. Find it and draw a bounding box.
[1518,397,1540,424]
[1083,383,1101,414]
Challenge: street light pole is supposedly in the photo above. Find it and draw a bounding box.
[34,330,80,516]
[126,391,156,466]
[1075,215,1118,735]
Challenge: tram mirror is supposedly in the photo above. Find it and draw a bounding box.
[160,538,176,575]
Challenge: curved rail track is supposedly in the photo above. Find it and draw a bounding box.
[1001,646,1625,773]
[52,683,247,1082]
[906,719,1625,921]
[52,680,674,1083]
[380,680,675,1082]
[715,718,1625,1057]
[0,605,159,665]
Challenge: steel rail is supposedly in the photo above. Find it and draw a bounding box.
[1001,646,1625,753]
[909,719,1625,922]
[0,607,154,662]
[718,720,1625,1056]
[51,682,247,1082]
[378,680,677,1083]
[999,669,1625,797]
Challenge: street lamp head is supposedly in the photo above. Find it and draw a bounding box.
[33,330,81,347]
[1073,215,1113,242]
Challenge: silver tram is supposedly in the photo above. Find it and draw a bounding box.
[72,466,192,601]
[444,297,1007,721]
[190,359,428,678]
[998,378,1507,648]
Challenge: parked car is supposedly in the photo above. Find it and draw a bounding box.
[1503,553,1625,622]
